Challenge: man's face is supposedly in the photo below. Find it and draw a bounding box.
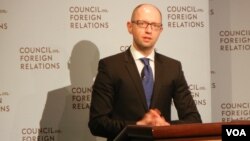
[127,5,163,52]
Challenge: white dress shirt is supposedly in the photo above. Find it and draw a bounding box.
[130,45,155,80]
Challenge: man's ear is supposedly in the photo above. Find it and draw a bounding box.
[127,21,133,34]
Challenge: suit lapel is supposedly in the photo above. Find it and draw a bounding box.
[123,49,148,110]
[150,53,163,108]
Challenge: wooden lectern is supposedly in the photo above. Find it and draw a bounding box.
[114,121,250,141]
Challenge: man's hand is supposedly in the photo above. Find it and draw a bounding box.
[136,109,170,126]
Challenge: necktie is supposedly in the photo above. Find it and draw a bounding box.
[140,58,154,108]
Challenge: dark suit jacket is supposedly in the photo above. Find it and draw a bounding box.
[88,48,202,140]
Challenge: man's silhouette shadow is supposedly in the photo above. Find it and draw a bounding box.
[38,40,100,141]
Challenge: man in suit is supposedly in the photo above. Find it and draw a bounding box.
[88,3,202,141]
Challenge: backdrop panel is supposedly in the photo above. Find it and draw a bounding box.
[210,0,250,122]
[0,1,210,141]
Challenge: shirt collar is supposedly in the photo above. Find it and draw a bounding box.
[130,45,155,61]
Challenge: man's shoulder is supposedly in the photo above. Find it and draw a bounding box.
[100,51,129,65]
[156,52,180,64]
[101,51,125,61]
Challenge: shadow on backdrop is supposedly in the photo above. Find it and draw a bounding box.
[38,40,100,141]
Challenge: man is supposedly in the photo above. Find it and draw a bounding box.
[88,3,202,141]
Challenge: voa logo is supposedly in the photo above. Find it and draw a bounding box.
[226,129,246,136]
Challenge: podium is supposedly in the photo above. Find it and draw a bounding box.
[114,121,250,141]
